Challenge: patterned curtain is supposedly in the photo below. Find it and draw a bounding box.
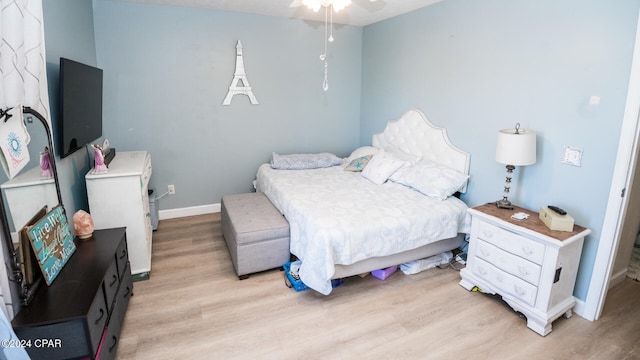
[0,0,50,122]
[0,0,49,323]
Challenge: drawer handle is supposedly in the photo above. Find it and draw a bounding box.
[478,267,488,276]
[119,249,127,260]
[482,229,494,239]
[110,274,118,287]
[124,286,132,298]
[109,335,118,353]
[514,286,526,296]
[479,247,490,257]
[95,308,105,324]
[518,266,530,277]
[522,246,534,255]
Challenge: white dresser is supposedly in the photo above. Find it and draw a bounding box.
[1,166,57,233]
[0,166,58,317]
[86,151,153,279]
[459,203,591,336]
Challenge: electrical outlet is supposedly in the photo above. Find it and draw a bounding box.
[168,184,175,195]
[562,146,583,167]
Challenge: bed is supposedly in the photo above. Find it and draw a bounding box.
[255,109,471,295]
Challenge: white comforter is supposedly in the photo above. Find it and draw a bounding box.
[255,164,471,294]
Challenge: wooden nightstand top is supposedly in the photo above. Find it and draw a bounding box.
[470,203,589,242]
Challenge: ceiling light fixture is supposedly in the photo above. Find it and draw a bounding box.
[302,0,352,13]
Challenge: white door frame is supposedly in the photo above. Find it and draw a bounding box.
[581,9,640,321]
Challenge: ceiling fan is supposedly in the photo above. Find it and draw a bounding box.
[289,0,378,13]
[290,0,378,92]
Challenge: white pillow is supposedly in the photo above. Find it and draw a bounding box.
[389,160,469,200]
[384,147,422,166]
[343,146,379,167]
[361,149,407,185]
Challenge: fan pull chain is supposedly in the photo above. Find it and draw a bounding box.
[319,5,332,91]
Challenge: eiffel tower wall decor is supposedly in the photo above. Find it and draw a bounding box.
[223,40,259,106]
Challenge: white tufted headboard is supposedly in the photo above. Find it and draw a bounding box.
[372,109,471,193]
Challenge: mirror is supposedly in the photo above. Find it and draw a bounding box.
[0,107,63,306]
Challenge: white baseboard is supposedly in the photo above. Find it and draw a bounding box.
[572,298,589,320]
[159,203,221,220]
[608,268,629,289]
[572,268,628,322]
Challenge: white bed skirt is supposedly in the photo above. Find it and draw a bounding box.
[332,233,464,279]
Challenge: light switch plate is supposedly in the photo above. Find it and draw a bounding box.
[562,146,583,167]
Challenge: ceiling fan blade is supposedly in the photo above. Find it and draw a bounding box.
[289,0,377,11]
[289,0,304,8]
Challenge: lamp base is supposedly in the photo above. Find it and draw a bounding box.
[496,164,516,210]
[496,199,514,209]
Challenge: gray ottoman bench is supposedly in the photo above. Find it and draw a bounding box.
[221,192,290,279]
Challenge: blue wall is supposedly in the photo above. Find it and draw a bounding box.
[42,0,97,217]
[361,0,640,300]
[39,0,640,302]
[92,0,363,210]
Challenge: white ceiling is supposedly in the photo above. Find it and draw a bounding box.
[116,0,442,26]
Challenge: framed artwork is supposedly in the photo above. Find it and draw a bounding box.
[27,205,76,285]
[19,206,48,286]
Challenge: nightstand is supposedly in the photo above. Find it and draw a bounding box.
[459,203,591,336]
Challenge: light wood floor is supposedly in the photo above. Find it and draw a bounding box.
[116,213,640,360]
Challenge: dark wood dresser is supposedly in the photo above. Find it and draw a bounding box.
[11,227,133,359]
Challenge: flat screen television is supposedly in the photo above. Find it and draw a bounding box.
[58,57,103,158]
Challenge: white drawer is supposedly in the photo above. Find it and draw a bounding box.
[473,258,538,307]
[477,220,545,265]
[476,239,542,286]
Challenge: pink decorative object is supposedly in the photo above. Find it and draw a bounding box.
[39,147,53,179]
[73,210,95,240]
[92,144,108,174]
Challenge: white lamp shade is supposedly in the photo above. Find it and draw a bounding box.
[495,128,537,166]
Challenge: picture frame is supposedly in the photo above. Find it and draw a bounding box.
[27,205,76,285]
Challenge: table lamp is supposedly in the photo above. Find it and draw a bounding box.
[495,123,536,209]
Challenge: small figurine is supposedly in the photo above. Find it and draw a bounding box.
[92,143,108,174]
[40,147,53,179]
